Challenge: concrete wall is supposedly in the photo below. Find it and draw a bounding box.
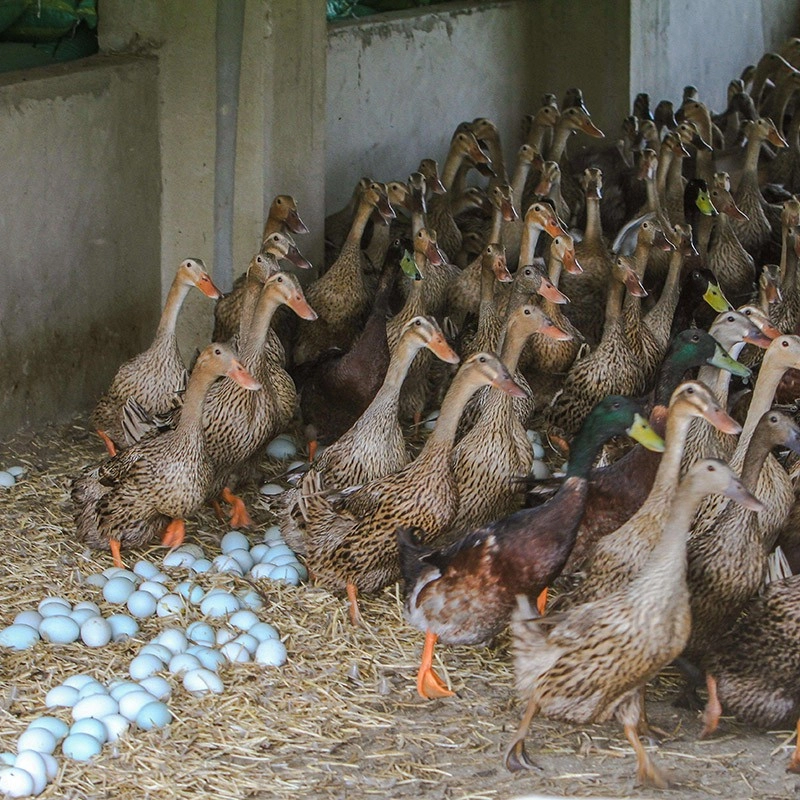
[0,56,160,435]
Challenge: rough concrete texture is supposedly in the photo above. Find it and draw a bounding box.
[0,56,160,436]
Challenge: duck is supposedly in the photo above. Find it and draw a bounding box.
[297,238,403,458]
[513,200,568,273]
[91,258,222,456]
[521,101,560,156]
[669,265,733,338]
[502,144,541,266]
[363,180,413,274]
[545,254,648,440]
[72,343,261,567]
[450,304,571,532]
[213,199,312,343]
[293,181,395,366]
[564,380,742,607]
[677,410,800,705]
[297,351,525,625]
[505,459,761,789]
[398,394,664,699]
[278,316,458,552]
[324,176,370,265]
[700,573,800,774]
[203,271,317,528]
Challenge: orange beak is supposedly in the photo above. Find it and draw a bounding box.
[197,272,223,299]
[227,360,262,391]
[287,293,318,321]
[537,279,568,304]
[427,333,460,364]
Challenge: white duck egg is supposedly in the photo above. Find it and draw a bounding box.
[69,718,108,745]
[7,466,25,478]
[37,598,71,617]
[220,641,251,664]
[102,576,137,605]
[16,727,56,755]
[258,483,283,496]
[262,526,283,544]
[44,685,78,709]
[174,581,204,604]
[0,753,14,766]
[0,767,34,797]
[232,633,259,655]
[254,639,287,667]
[227,548,254,573]
[136,701,172,731]
[107,614,139,641]
[248,622,279,642]
[76,682,107,700]
[70,611,97,628]
[101,714,129,743]
[137,581,169,600]
[13,611,42,628]
[0,624,40,651]
[61,733,101,761]
[128,654,164,681]
[139,643,173,662]
[62,674,96,691]
[80,617,113,648]
[118,691,158,722]
[162,550,196,569]
[530,459,551,479]
[138,676,171,701]
[220,530,250,553]
[248,543,271,563]
[168,653,201,675]
[109,682,141,701]
[264,543,295,562]
[0,472,16,488]
[102,566,125,579]
[265,436,297,460]
[189,646,226,672]
[176,543,205,559]
[211,554,243,576]
[200,591,240,618]
[126,591,157,619]
[156,628,188,654]
[183,668,224,696]
[83,573,107,589]
[74,601,102,614]
[13,751,47,795]
[531,441,546,460]
[248,563,274,580]
[156,594,185,617]
[189,558,212,574]
[268,564,301,586]
[132,559,160,580]
[186,621,216,646]
[26,717,68,741]
[228,609,259,632]
[38,754,57,782]
[237,589,265,610]
[71,694,118,722]
[214,627,237,646]
[38,615,80,644]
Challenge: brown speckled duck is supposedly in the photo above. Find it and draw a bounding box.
[91,258,221,456]
[298,352,525,625]
[73,343,261,566]
[505,459,761,789]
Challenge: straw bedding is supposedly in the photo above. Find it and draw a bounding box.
[0,416,797,800]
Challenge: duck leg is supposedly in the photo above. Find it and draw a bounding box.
[416,630,455,699]
[221,487,253,529]
[699,674,722,738]
[346,582,363,626]
[97,430,117,457]
[618,693,671,789]
[504,695,543,772]
[788,718,800,773]
[535,587,548,615]
[161,518,186,548]
[109,539,124,569]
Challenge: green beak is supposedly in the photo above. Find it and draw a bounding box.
[708,343,751,378]
[401,250,422,280]
[703,282,732,312]
[627,413,665,452]
[695,188,718,216]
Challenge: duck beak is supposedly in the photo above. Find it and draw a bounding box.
[377,196,396,224]
[785,427,800,456]
[769,127,789,148]
[227,360,262,392]
[743,329,774,349]
[725,477,764,512]
[197,272,223,299]
[429,175,446,194]
[401,250,423,280]
[704,404,743,435]
[493,259,514,283]
[286,209,310,235]
[721,199,748,221]
[708,343,751,377]
[543,217,567,239]
[541,322,572,340]
[692,131,713,151]
[287,292,318,321]
[283,244,313,270]
[627,413,665,452]
[695,188,718,216]
[427,332,460,364]
[426,240,446,266]
[534,176,552,195]
[764,280,783,304]
[653,228,675,251]
[561,247,583,274]
[580,118,605,138]
[537,278,569,304]
[492,370,529,398]
[623,271,648,298]
[703,282,732,312]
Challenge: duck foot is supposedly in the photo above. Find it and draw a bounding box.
[535,586,548,615]
[109,539,124,568]
[505,696,543,772]
[416,631,454,699]
[625,722,672,789]
[221,487,253,529]
[699,674,722,739]
[97,430,117,457]
[346,583,363,626]
[161,518,186,549]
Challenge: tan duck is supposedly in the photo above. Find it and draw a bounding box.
[363,180,412,273]
[545,256,648,440]
[450,305,570,531]
[399,395,663,700]
[91,258,221,456]
[324,176,370,264]
[521,101,560,155]
[700,573,800,774]
[769,197,800,334]
[564,380,742,608]
[512,199,567,275]
[505,459,761,789]
[279,316,458,553]
[533,160,570,225]
[503,143,541,266]
[298,351,526,624]
[293,182,395,366]
[203,272,317,528]
[679,411,800,705]
[560,168,614,346]
[73,343,261,566]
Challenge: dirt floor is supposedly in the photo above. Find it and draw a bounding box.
[0,416,798,800]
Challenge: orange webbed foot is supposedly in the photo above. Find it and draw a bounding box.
[346,583,363,626]
[161,519,186,548]
[416,630,454,699]
[221,487,253,529]
[109,539,124,568]
[97,430,117,457]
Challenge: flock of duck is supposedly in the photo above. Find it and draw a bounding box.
[67,38,800,789]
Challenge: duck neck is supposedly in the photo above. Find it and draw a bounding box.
[742,131,763,178]
[698,341,744,405]
[519,224,542,266]
[696,213,714,259]
[441,146,466,192]
[547,124,572,163]
[511,161,533,216]
[177,365,220,433]
[656,147,674,201]
[489,205,503,244]
[241,289,281,364]
[584,197,603,244]
[423,372,487,455]
[650,405,694,495]
[740,428,774,490]
[740,354,786,443]
[156,277,192,339]
[344,197,376,247]
[366,336,424,418]
[602,279,625,332]
[500,319,528,374]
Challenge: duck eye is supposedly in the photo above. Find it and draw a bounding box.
[687,387,695,393]
[214,347,222,355]
[783,340,789,347]
[727,316,734,322]
[415,319,421,326]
